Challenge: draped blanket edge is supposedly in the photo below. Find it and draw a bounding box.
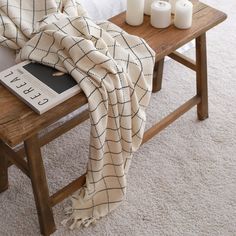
[0,0,155,229]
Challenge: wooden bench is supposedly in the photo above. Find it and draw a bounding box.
[0,1,226,235]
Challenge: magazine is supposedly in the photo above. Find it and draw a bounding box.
[0,61,81,114]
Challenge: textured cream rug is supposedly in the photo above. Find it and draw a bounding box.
[0,0,236,235]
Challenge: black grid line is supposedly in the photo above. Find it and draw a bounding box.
[0,0,156,229]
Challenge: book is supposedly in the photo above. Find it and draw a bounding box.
[0,61,81,114]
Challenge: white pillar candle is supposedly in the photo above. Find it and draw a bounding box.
[145,0,170,15]
[144,0,153,15]
[174,0,193,29]
[126,0,144,26]
[151,1,171,29]
[169,0,181,14]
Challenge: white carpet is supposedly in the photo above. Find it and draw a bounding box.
[1,0,236,235]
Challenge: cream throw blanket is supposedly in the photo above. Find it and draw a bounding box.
[0,0,155,229]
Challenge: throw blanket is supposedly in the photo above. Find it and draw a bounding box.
[0,0,155,229]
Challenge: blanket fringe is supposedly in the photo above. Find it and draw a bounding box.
[61,213,97,230]
[61,205,98,229]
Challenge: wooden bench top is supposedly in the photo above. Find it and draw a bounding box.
[110,0,227,61]
[0,1,226,147]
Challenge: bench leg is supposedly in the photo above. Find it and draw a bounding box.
[196,33,209,120]
[24,135,56,236]
[152,58,165,93]
[0,141,9,193]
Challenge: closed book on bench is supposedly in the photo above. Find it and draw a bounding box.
[0,61,81,114]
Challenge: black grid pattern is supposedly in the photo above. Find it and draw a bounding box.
[0,0,155,229]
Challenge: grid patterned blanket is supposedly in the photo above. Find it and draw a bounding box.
[0,0,155,229]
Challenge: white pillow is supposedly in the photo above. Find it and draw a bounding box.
[80,0,126,21]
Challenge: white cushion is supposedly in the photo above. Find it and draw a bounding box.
[0,47,16,72]
[80,0,126,21]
